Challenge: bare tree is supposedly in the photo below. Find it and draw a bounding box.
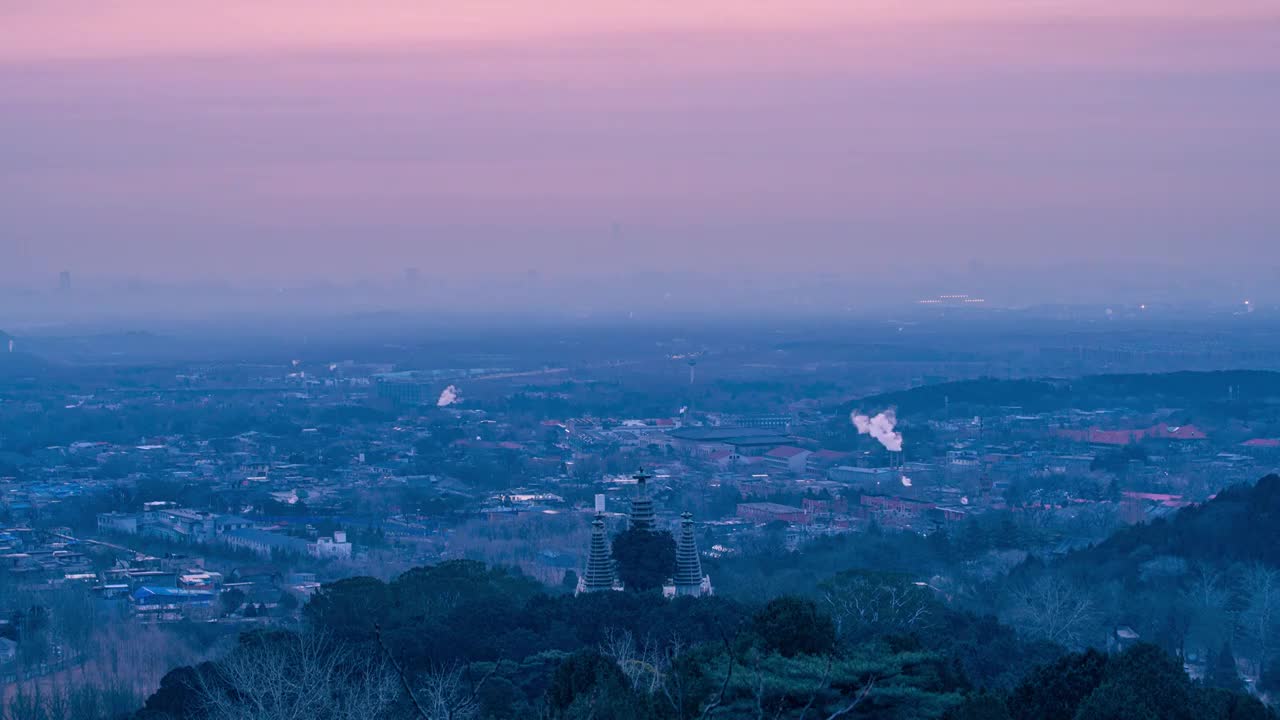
[1183,563,1233,654]
[820,572,932,643]
[196,632,399,720]
[1008,575,1097,648]
[1238,563,1280,674]
[416,664,481,720]
[601,628,668,697]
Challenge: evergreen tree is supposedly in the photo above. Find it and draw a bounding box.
[751,596,836,658]
[944,692,1013,720]
[611,528,676,592]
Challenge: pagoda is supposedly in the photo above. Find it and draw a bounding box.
[670,512,713,597]
[577,513,620,594]
[628,468,657,532]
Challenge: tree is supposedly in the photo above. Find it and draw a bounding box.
[943,692,1012,720]
[416,664,483,720]
[819,570,935,645]
[1238,564,1279,673]
[195,631,399,720]
[220,588,246,616]
[561,571,579,594]
[1206,642,1245,694]
[1093,644,1199,720]
[1072,681,1162,720]
[546,649,652,719]
[1006,575,1096,649]
[1259,661,1280,696]
[751,597,836,658]
[611,529,676,593]
[1007,649,1108,720]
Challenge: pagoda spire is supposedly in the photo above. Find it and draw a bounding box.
[673,511,711,597]
[628,467,657,532]
[577,513,619,593]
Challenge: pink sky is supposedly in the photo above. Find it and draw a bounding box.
[2,1,1278,284]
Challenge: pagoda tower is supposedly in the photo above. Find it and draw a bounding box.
[672,512,712,597]
[577,513,619,593]
[628,468,657,532]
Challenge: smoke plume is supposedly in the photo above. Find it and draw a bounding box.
[850,409,903,452]
[437,385,459,407]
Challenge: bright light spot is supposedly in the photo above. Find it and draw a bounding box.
[901,475,913,487]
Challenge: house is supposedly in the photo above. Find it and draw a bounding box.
[1056,423,1208,446]
[807,450,851,470]
[221,529,311,558]
[828,466,897,488]
[764,446,812,474]
[1108,626,1141,654]
[131,586,216,622]
[310,531,352,559]
[737,502,809,525]
[707,450,739,469]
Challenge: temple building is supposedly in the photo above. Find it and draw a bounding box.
[628,468,657,532]
[578,468,711,598]
[576,513,620,594]
[666,511,713,598]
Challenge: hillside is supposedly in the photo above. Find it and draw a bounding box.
[0,331,53,378]
[1064,473,1280,572]
[851,370,1280,416]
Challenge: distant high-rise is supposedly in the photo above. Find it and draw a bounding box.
[672,512,712,597]
[628,468,657,532]
[58,270,71,291]
[577,513,619,594]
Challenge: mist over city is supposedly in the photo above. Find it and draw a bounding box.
[2,2,1280,720]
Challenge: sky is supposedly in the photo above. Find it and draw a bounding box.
[2,1,1279,294]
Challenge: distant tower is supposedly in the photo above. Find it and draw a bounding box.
[58,271,71,292]
[688,359,697,385]
[672,512,712,597]
[629,468,657,532]
[577,513,619,594]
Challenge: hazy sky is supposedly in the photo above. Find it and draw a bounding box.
[3,1,1278,287]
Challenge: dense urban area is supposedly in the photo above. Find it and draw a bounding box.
[1,306,1279,719]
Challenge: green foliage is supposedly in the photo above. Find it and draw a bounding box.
[141,557,1273,720]
[547,650,653,719]
[996,644,1277,720]
[1007,649,1108,720]
[944,691,1013,720]
[752,596,836,658]
[611,528,676,593]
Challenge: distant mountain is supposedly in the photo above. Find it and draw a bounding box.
[0,331,54,378]
[850,370,1280,416]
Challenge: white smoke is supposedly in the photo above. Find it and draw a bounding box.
[900,475,913,487]
[678,406,688,415]
[850,409,904,452]
[437,385,459,407]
